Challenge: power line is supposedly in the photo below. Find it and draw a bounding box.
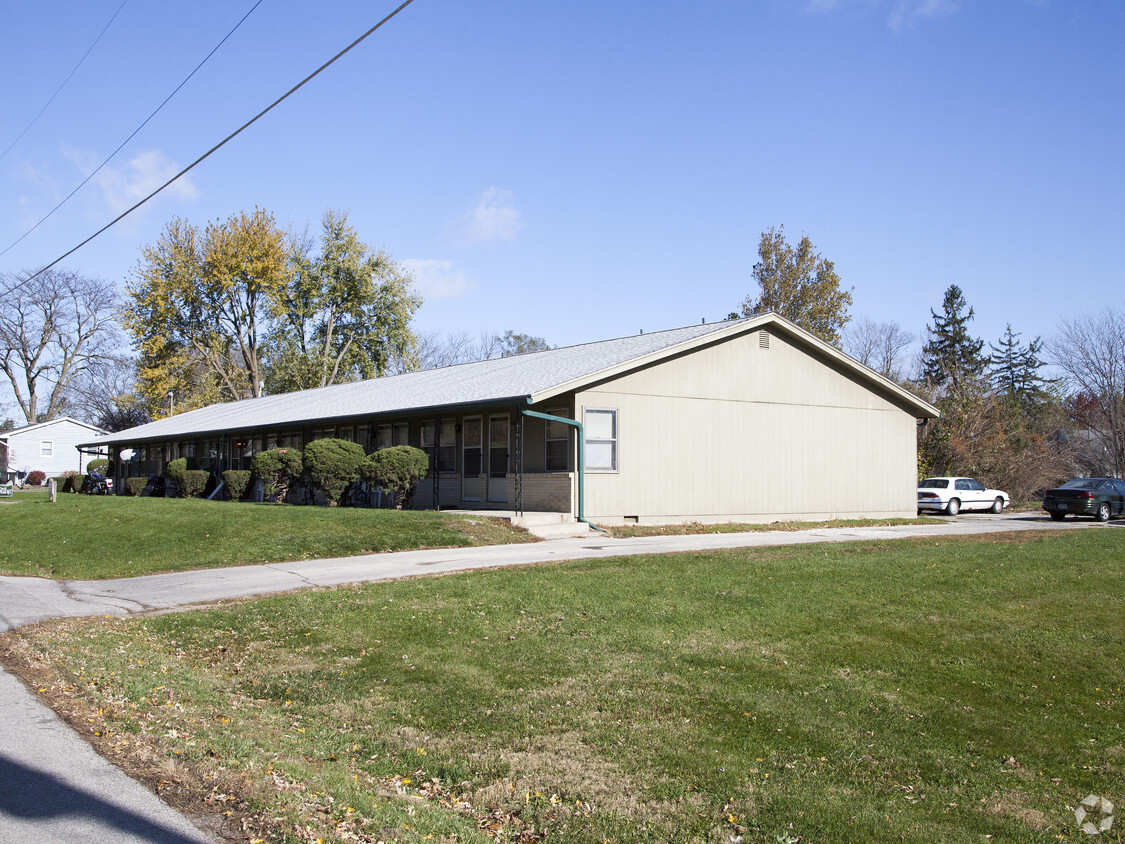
[0,0,265,259]
[25,0,417,284]
[0,0,129,164]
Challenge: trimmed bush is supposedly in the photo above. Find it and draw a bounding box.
[180,470,209,499]
[165,458,187,491]
[361,446,430,509]
[252,448,303,502]
[62,472,83,493]
[50,475,69,492]
[125,477,148,496]
[86,458,109,474]
[222,470,252,502]
[303,439,365,506]
[26,470,46,486]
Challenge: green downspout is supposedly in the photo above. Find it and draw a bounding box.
[520,408,607,533]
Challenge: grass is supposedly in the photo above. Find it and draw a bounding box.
[0,489,534,579]
[606,515,944,537]
[2,530,1122,843]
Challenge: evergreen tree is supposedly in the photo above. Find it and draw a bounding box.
[988,324,1051,413]
[920,285,985,391]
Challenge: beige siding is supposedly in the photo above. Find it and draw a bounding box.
[575,328,919,523]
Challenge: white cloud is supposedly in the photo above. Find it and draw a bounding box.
[888,0,959,33]
[63,146,198,216]
[402,258,474,300]
[459,187,522,244]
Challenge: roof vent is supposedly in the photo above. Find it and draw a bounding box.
[759,329,770,349]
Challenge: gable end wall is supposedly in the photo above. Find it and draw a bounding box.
[575,328,918,523]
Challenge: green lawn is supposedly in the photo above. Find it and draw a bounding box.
[0,489,534,579]
[2,530,1121,842]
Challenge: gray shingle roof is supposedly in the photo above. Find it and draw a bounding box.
[89,320,741,445]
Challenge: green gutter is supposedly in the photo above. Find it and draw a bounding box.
[520,408,606,533]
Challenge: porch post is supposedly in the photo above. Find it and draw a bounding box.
[514,410,523,516]
[432,413,440,511]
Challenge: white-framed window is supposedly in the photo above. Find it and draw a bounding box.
[40,440,53,458]
[545,408,569,472]
[583,408,617,472]
[375,424,392,450]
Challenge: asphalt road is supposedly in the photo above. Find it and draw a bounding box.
[0,511,1110,843]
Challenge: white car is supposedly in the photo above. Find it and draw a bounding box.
[917,477,1009,515]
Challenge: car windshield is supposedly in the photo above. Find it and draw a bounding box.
[1059,479,1100,490]
[919,479,948,489]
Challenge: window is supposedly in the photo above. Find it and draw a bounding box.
[421,420,456,472]
[545,409,569,472]
[584,408,617,471]
[393,422,409,446]
[40,441,53,458]
[375,424,392,450]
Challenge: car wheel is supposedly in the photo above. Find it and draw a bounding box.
[991,497,1004,514]
[1049,511,1066,521]
[946,498,960,516]
[1096,502,1111,522]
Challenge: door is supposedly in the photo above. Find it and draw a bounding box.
[461,416,482,502]
[487,415,509,503]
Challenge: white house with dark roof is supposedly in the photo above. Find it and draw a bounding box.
[0,416,108,481]
[81,314,939,524]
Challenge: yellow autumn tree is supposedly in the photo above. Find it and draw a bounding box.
[124,209,289,417]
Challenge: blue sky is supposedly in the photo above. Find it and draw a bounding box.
[2,0,1122,370]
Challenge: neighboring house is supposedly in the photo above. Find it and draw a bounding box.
[0,417,109,481]
[80,314,940,524]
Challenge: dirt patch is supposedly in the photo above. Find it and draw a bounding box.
[984,790,1051,830]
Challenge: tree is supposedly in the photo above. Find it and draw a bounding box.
[988,324,1053,414]
[920,285,985,392]
[63,355,151,431]
[0,268,122,425]
[264,210,421,393]
[739,226,853,345]
[843,317,915,382]
[1049,309,1125,478]
[125,209,288,415]
[408,329,552,372]
[498,330,550,357]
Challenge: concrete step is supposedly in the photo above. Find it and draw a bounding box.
[510,512,572,528]
[523,520,592,539]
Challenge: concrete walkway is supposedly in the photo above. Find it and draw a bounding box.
[0,511,1108,842]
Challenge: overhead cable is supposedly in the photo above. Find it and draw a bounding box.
[0,0,129,164]
[25,0,417,283]
[0,0,265,260]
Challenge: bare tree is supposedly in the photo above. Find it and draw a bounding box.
[1048,309,1125,478]
[63,354,150,431]
[843,317,916,382]
[0,269,122,425]
[404,329,551,373]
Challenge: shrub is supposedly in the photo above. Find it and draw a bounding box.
[62,473,83,493]
[180,470,210,499]
[361,446,430,509]
[86,458,109,474]
[165,458,187,491]
[303,439,365,506]
[252,448,304,502]
[125,477,148,496]
[222,470,252,501]
[26,470,46,486]
[50,475,68,491]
